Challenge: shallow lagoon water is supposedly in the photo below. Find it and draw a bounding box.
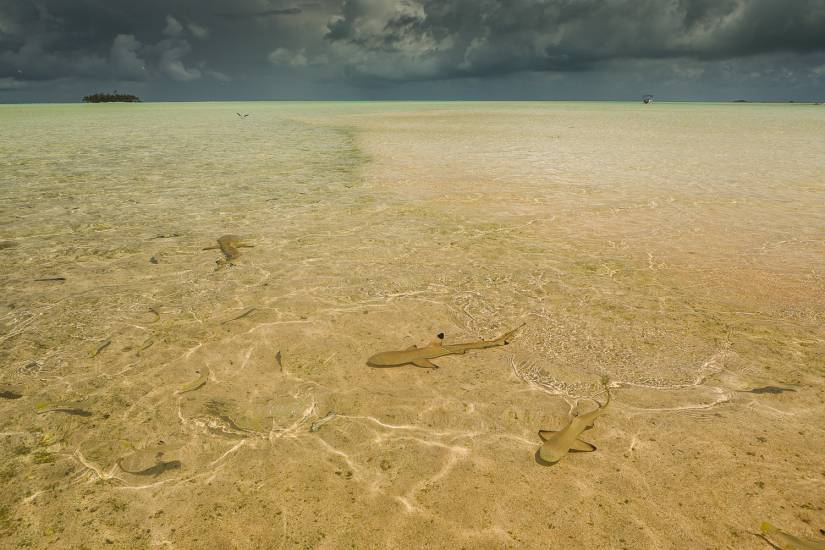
[1,101,824,548]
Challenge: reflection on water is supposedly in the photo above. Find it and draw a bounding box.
[1,102,824,548]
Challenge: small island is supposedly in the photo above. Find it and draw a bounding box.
[82,91,141,103]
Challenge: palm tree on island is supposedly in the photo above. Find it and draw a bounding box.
[82,90,141,103]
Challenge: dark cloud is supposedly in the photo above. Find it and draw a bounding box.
[109,34,146,80]
[215,8,303,19]
[321,0,825,81]
[1,0,825,101]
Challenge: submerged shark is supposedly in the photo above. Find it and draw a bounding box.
[760,522,825,550]
[0,387,22,400]
[740,386,796,395]
[538,385,610,465]
[203,235,253,267]
[119,459,182,477]
[117,442,184,477]
[177,369,209,394]
[367,324,525,369]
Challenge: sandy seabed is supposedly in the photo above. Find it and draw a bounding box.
[1,101,824,549]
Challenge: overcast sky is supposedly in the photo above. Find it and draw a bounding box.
[2,0,825,102]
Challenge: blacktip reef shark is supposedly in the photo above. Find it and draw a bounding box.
[740,386,796,395]
[537,383,611,465]
[117,442,184,477]
[35,405,93,417]
[119,459,182,477]
[176,369,209,394]
[0,387,23,399]
[367,324,525,369]
[203,234,253,267]
[760,522,825,550]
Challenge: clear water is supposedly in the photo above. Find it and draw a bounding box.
[1,102,824,548]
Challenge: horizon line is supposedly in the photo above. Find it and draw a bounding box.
[1,98,822,105]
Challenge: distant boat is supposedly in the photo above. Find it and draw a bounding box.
[642,95,654,104]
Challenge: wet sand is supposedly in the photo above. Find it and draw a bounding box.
[1,101,824,548]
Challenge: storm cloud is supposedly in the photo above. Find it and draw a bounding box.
[1,0,824,101]
[318,0,825,81]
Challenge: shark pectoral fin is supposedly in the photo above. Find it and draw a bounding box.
[412,359,439,369]
[569,439,597,453]
[202,246,218,250]
[405,345,418,351]
[538,430,558,442]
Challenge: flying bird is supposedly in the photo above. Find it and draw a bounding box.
[236,113,249,118]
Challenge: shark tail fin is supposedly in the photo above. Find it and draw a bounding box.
[601,377,612,408]
[497,323,526,345]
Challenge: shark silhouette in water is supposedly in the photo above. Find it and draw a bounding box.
[538,383,611,465]
[118,459,182,477]
[759,522,825,550]
[367,324,525,369]
[203,235,253,267]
